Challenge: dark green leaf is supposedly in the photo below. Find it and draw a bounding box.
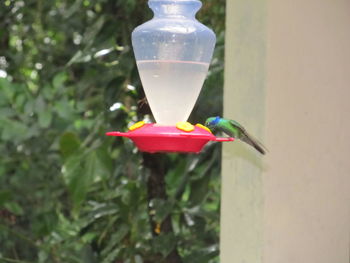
[188,175,211,207]
[152,233,177,258]
[60,132,81,159]
[4,202,24,216]
[0,191,12,206]
[149,198,174,223]
[38,110,53,128]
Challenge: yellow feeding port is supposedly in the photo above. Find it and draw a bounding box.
[176,122,195,132]
[129,121,145,131]
[196,123,212,133]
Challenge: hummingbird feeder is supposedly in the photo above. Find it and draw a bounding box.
[107,0,234,153]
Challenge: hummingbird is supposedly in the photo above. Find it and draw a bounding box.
[205,116,266,155]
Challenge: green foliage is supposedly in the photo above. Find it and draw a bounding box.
[0,0,225,262]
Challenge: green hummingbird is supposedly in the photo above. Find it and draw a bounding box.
[205,116,266,155]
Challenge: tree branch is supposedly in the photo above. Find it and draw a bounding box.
[142,153,182,263]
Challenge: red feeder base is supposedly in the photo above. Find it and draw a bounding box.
[106,123,234,153]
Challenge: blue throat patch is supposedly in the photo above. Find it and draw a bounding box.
[211,116,221,125]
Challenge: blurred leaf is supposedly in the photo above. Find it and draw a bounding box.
[80,245,98,263]
[67,50,93,65]
[64,151,103,212]
[188,175,211,207]
[62,153,85,210]
[0,191,12,206]
[60,132,81,159]
[54,99,76,120]
[134,255,143,263]
[35,95,46,112]
[83,15,106,46]
[38,110,53,128]
[95,144,113,174]
[4,202,24,215]
[52,72,68,89]
[153,233,177,258]
[101,224,129,262]
[183,245,219,263]
[0,78,14,102]
[88,203,119,221]
[0,118,29,142]
[149,198,174,223]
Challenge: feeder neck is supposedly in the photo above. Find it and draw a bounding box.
[148,0,202,19]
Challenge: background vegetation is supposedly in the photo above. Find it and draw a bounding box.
[0,0,225,262]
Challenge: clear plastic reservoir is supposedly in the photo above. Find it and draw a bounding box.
[132,0,216,125]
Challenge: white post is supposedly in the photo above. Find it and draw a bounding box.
[221,0,350,262]
[221,0,266,262]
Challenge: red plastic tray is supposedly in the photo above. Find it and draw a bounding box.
[106,123,234,153]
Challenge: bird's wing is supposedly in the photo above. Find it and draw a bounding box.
[229,120,267,154]
[229,119,247,134]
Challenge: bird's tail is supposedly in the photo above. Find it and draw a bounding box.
[240,131,266,155]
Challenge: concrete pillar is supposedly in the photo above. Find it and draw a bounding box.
[221,0,266,262]
[221,0,350,262]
